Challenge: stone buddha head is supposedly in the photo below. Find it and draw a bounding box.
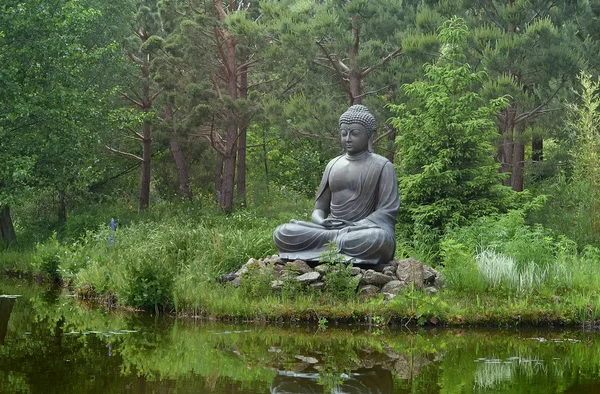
[339,105,376,155]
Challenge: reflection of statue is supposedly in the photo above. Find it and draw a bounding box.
[273,105,399,265]
[271,367,393,394]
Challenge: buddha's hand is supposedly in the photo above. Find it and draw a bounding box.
[321,218,354,229]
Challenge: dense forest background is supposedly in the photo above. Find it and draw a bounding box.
[2,0,600,254]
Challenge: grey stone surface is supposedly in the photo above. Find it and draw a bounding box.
[360,269,393,287]
[314,265,329,274]
[358,285,380,297]
[286,260,313,274]
[351,267,363,276]
[270,280,283,291]
[381,280,407,295]
[395,258,424,290]
[425,286,438,294]
[296,271,321,283]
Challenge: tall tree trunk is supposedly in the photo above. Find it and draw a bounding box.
[236,64,248,207]
[532,137,543,162]
[218,18,238,212]
[139,122,152,210]
[220,128,238,212]
[138,48,152,211]
[263,129,270,193]
[169,134,192,200]
[498,104,526,192]
[511,139,525,192]
[0,206,17,248]
[58,190,67,223]
[165,104,192,200]
[215,151,224,199]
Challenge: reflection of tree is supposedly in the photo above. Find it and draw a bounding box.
[0,297,15,344]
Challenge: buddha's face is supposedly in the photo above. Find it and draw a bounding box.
[340,123,369,155]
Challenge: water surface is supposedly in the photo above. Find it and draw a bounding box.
[1,277,599,393]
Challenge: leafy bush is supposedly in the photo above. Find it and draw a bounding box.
[321,242,359,301]
[390,18,514,235]
[33,233,67,280]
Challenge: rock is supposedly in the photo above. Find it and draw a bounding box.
[423,265,437,285]
[235,258,265,276]
[286,260,313,274]
[351,267,362,276]
[216,272,236,283]
[395,258,424,290]
[425,286,438,294]
[231,276,241,288]
[383,292,397,301]
[272,264,285,277]
[434,273,445,289]
[383,265,396,277]
[295,355,318,364]
[314,264,329,274]
[358,285,380,297]
[296,271,321,283]
[270,280,284,291]
[360,269,393,287]
[264,255,283,265]
[381,280,407,295]
[310,281,325,290]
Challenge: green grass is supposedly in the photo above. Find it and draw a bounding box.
[2,199,600,327]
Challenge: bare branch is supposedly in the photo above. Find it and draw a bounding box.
[149,88,164,104]
[236,58,258,73]
[119,91,144,108]
[373,126,395,144]
[312,60,337,72]
[105,145,143,161]
[315,39,351,95]
[514,75,567,124]
[125,127,145,141]
[361,47,403,77]
[244,76,281,90]
[291,125,337,141]
[354,85,390,101]
[127,51,141,64]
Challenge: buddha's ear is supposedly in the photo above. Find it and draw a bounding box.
[368,137,373,152]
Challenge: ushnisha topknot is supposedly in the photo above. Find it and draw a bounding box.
[339,104,377,137]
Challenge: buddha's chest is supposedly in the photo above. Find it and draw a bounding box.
[328,160,363,194]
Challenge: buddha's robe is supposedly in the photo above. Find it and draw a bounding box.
[273,152,399,265]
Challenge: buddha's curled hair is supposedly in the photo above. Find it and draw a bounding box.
[339,104,377,137]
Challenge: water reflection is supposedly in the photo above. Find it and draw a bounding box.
[271,367,392,394]
[0,296,16,344]
[1,277,600,394]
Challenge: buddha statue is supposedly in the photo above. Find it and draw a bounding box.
[273,105,399,265]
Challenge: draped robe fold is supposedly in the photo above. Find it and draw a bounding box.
[273,153,399,265]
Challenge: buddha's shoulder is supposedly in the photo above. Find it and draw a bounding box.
[368,153,392,166]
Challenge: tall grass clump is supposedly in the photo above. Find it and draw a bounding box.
[441,209,593,295]
[39,206,279,310]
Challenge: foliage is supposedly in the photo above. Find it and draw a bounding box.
[440,209,600,297]
[390,18,514,236]
[570,72,600,242]
[32,233,67,280]
[320,242,360,302]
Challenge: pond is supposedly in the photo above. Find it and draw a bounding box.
[1,277,600,393]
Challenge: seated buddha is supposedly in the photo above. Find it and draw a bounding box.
[273,105,399,265]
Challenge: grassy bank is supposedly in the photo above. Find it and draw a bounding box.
[2,199,600,328]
